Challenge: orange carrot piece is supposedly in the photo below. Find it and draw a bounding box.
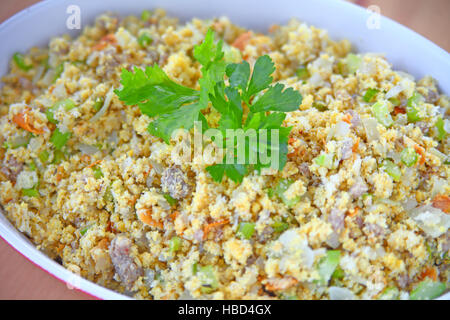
[393,106,406,115]
[413,145,426,165]
[169,211,179,221]
[86,159,102,169]
[342,113,353,125]
[13,111,44,134]
[93,34,116,51]
[432,194,450,213]
[232,31,252,51]
[347,207,360,218]
[138,209,164,229]
[419,266,438,281]
[352,137,360,153]
[203,219,229,240]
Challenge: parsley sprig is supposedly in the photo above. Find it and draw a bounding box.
[115,29,302,183]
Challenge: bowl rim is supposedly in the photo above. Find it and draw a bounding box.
[0,0,448,300]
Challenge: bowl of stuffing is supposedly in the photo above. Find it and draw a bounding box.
[0,0,448,300]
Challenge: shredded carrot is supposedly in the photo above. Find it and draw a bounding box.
[55,166,64,182]
[432,194,450,213]
[288,137,295,145]
[203,219,229,240]
[12,110,44,134]
[86,159,102,169]
[93,34,116,51]
[80,154,91,163]
[232,31,252,51]
[169,210,179,221]
[418,266,438,281]
[393,106,406,115]
[352,137,360,153]
[347,207,360,218]
[413,145,426,165]
[342,113,353,125]
[137,209,164,229]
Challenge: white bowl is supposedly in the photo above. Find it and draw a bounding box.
[0,0,448,300]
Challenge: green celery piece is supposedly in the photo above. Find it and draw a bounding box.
[332,266,345,280]
[237,222,255,240]
[363,88,379,103]
[50,128,71,150]
[435,117,447,141]
[406,92,424,123]
[312,102,327,111]
[339,53,361,75]
[372,100,393,127]
[169,236,181,252]
[271,221,289,233]
[103,185,114,202]
[198,265,219,294]
[274,178,300,207]
[409,280,446,300]
[163,193,177,206]
[400,147,418,167]
[92,166,103,179]
[317,250,341,285]
[141,10,152,21]
[80,225,91,236]
[39,150,50,163]
[22,187,39,197]
[314,153,334,169]
[53,63,64,83]
[296,66,309,80]
[52,150,66,164]
[383,159,401,182]
[93,97,104,112]
[378,286,400,300]
[13,52,32,71]
[138,33,153,47]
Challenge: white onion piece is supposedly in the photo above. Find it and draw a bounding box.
[78,143,99,155]
[362,117,380,141]
[385,84,402,99]
[409,205,450,238]
[90,88,113,122]
[329,287,355,300]
[32,65,45,84]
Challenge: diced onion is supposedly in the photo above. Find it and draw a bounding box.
[90,88,113,122]
[329,287,355,300]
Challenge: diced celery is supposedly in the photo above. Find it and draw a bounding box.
[53,63,64,83]
[274,178,300,207]
[163,193,177,206]
[50,128,71,150]
[382,160,401,182]
[80,225,91,236]
[22,187,39,197]
[237,222,255,240]
[138,32,153,47]
[372,100,393,127]
[314,153,334,169]
[296,66,309,80]
[388,97,400,106]
[141,10,152,21]
[317,250,340,285]
[312,102,327,111]
[435,117,447,142]
[406,92,424,123]
[13,52,32,71]
[400,147,418,167]
[409,280,446,300]
[52,150,65,164]
[103,185,114,202]
[332,266,345,280]
[378,286,400,300]
[339,53,361,75]
[272,221,289,233]
[363,88,379,103]
[93,97,104,112]
[169,236,181,252]
[92,166,103,179]
[39,150,50,163]
[198,265,218,293]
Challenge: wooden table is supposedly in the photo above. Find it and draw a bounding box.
[0,0,449,300]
